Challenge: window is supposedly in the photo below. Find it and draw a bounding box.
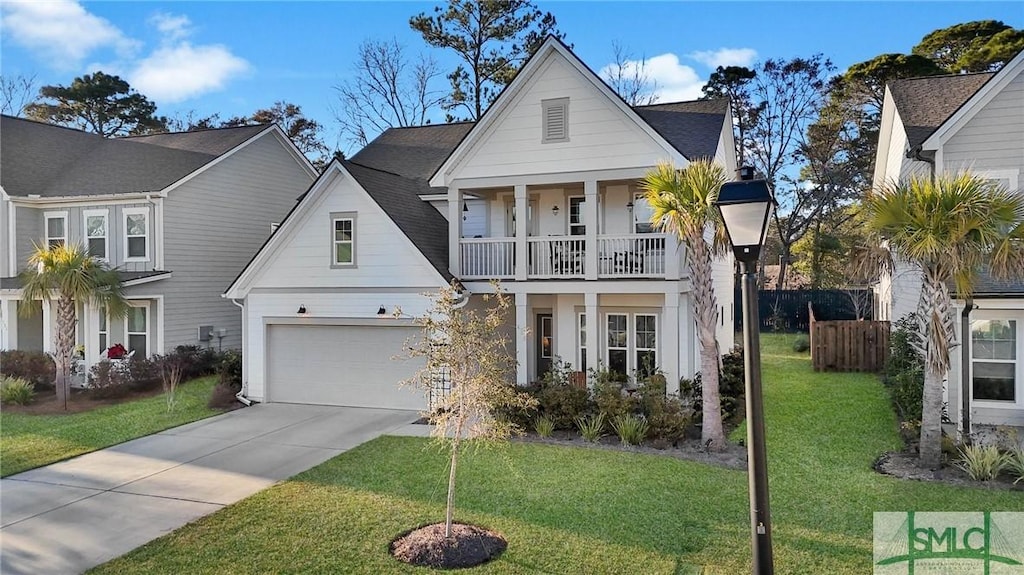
[633,194,656,234]
[98,307,108,353]
[976,169,1019,193]
[972,319,1016,402]
[84,210,108,260]
[542,97,569,143]
[126,305,148,359]
[607,314,628,376]
[123,208,149,261]
[635,314,657,378]
[569,196,586,236]
[540,315,552,359]
[45,212,67,248]
[331,213,356,266]
[578,313,587,372]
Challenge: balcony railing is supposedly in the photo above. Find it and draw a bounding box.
[459,234,674,280]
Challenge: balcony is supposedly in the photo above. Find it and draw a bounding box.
[459,233,675,280]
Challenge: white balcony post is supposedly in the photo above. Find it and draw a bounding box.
[514,184,528,281]
[448,186,462,278]
[515,291,529,385]
[584,180,598,280]
[665,232,682,280]
[585,292,599,373]
[663,290,681,395]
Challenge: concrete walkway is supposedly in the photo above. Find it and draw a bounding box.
[0,403,425,575]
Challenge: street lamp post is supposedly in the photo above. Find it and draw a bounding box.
[714,166,775,575]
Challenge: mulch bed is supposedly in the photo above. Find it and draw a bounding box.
[874,450,1023,491]
[2,386,166,415]
[517,429,748,470]
[391,522,507,569]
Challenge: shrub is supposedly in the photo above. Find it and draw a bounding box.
[88,360,134,399]
[575,413,606,442]
[535,385,588,430]
[217,350,243,390]
[208,383,241,409]
[127,358,161,392]
[1005,448,1024,485]
[0,376,35,405]
[592,380,639,421]
[168,345,220,380]
[540,356,574,388]
[792,335,810,353]
[679,346,746,425]
[0,350,55,387]
[885,315,925,423]
[534,416,555,438]
[643,394,692,444]
[954,444,1009,481]
[611,413,648,446]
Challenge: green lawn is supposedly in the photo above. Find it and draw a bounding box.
[91,336,1023,574]
[1,376,221,477]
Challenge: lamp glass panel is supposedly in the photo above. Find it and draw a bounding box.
[719,201,771,247]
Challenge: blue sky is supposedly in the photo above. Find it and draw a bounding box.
[2,1,1021,154]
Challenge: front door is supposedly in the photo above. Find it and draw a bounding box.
[536,313,553,378]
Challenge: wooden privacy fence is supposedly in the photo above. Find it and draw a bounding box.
[809,304,890,372]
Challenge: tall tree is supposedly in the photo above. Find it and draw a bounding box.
[642,160,729,452]
[224,101,329,161]
[913,20,1024,72]
[25,71,167,137]
[334,38,445,148]
[602,42,659,106]
[19,243,128,410]
[700,65,757,166]
[410,0,565,120]
[1,73,37,117]
[840,53,946,116]
[165,111,222,132]
[865,172,1024,467]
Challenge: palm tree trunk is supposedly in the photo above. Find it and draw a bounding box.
[917,270,955,468]
[686,231,726,451]
[55,293,77,410]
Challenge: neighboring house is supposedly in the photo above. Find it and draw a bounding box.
[0,115,318,371]
[224,37,737,410]
[873,50,1024,440]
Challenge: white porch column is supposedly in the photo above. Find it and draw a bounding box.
[515,291,529,385]
[585,292,599,373]
[679,295,695,380]
[514,184,528,281]
[554,294,576,368]
[662,290,681,395]
[448,186,462,278]
[665,233,682,280]
[1,298,18,350]
[41,299,53,353]
[584,180,598,280]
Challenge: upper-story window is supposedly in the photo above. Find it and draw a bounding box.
[84,210,108,260]
[45,212,67,249]
[331,212,356,267]
[569,196,586,236]
[542,97,569,143]
[633,194,656,234]
[123,207,149,262]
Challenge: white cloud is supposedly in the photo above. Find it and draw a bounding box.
[129,43,249,103]
[689,48,758,69]
[0,0,138,66]
[149,12,193,44]
[600,53,705,103]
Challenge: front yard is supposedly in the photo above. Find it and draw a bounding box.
[90,336,1024,574]
[0,376,221,477]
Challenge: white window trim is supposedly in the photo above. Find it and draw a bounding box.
[603,312,660,376]
[83,209,109,261]
[975,169,1020,193]
[568,195,586,236]
[970,311,1023,409]
[44,211,68,248]
[635,313,658,375]
[124,301,151,358]
[330,212,357,268]
[578,312,587,371]
[540,315,553,359]
[542,97,569,143]
[123,207,150,262]
[606,313,629,372]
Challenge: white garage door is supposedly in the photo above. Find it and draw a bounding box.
[266,323,426,410]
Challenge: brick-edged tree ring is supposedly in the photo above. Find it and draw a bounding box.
[390,522,507,569]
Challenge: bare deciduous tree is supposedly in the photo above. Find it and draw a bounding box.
[602,42,659,106]
[334,38,445,148]
[1,74,37,117]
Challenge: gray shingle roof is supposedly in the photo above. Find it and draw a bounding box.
[888,73,995,149]
[349,123,474,181]
[970,273,1024,298]
[0,115,269,197]
[633,98,729,161]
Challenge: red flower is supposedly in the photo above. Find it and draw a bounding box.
[107,343,127,359]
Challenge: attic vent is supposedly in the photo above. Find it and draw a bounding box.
[542,98,569,143]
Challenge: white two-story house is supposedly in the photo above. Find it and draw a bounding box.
[224,37,737,410]
[0,116,317,369]
[874,49,1024,440]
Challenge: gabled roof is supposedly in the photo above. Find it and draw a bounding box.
[633,99,729,161]
[888,72,995,150]
[0,115,271,197]
[349,123,474,181]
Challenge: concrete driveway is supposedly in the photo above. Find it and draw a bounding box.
[0,403,422,575]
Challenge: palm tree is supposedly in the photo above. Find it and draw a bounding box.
[642,160,730,451]
[865,172,1024,467]
[19,243,128,409]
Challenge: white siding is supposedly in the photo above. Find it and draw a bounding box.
[161,132,315,352]
[454,53,673,180]
[942,68,1024,175]
[249,170,442,289]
